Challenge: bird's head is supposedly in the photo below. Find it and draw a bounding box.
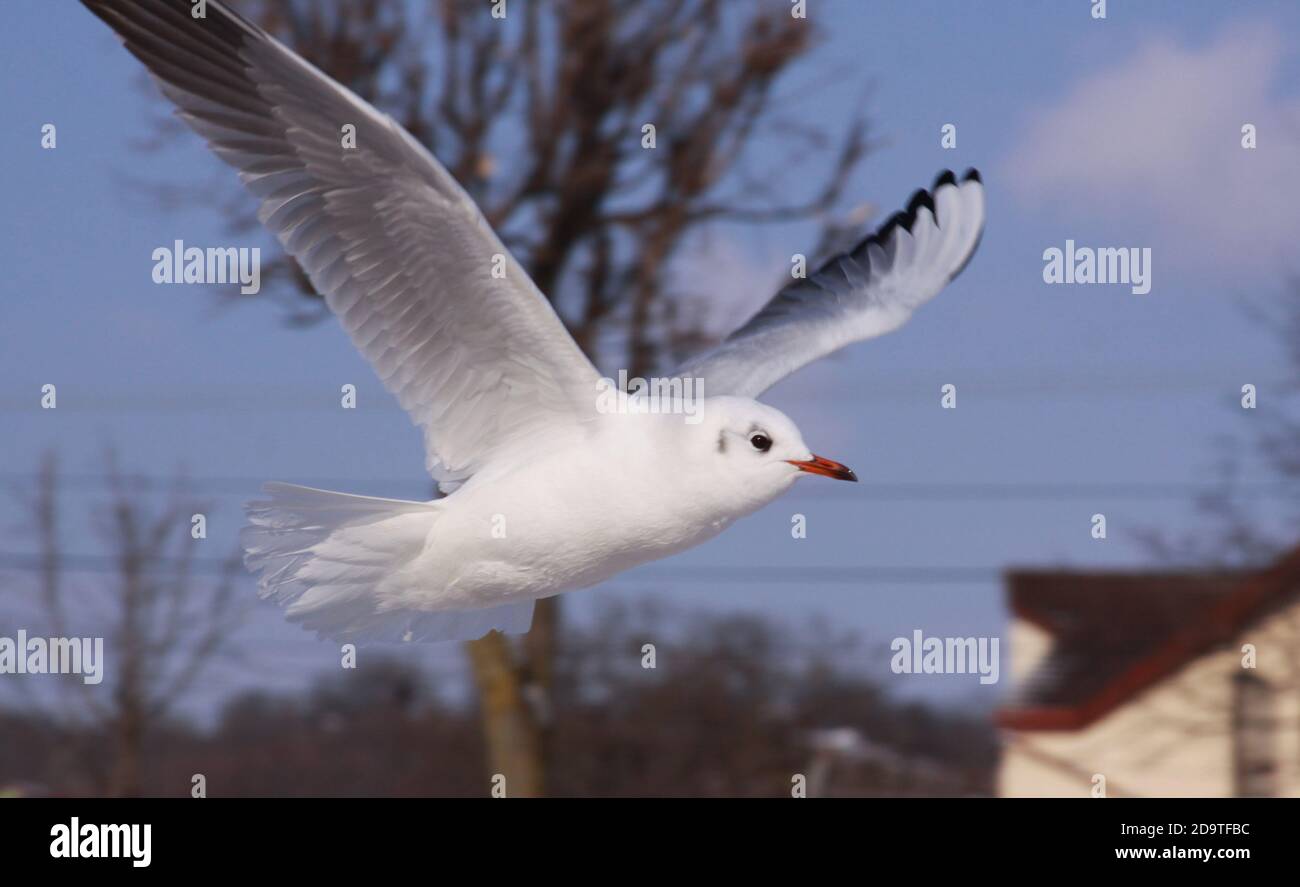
[697,396,857,502]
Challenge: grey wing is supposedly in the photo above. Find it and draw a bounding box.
[677,169,985,398]
[83,0,602,490]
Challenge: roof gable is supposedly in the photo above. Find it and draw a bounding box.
[998,546,1300,731]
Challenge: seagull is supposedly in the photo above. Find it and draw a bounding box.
[82,0,985,643]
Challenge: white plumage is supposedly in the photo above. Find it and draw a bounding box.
[84,0,986,643]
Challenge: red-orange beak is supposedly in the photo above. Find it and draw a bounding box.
[786,454,858,482]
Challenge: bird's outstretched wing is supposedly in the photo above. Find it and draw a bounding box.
[82,0,602,490]
[676,169,985,398]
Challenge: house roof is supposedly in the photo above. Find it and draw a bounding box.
[997,545,1300,731]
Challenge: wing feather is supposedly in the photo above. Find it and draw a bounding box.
[83,0,602,490]
[678,169,985,397]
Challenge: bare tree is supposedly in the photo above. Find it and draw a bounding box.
[1140,280,1300,568]
[3,597,998,797]
[142,0,875,795]
[1127,288,1300,794]
[12,452,244,796]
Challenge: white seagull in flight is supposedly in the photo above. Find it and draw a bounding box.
[83,0,986,643]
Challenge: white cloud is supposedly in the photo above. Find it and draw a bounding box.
[1005,23,1300,277]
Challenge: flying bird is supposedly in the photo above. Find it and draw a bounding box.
[82,0,986,643]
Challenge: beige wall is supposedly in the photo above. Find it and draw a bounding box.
[999,603,1300,798]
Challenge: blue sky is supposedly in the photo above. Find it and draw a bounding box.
[2,0,1298,718]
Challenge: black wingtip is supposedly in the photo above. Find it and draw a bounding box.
[842,166,982,267]
[905,187,935,217]
[882,210,910,234]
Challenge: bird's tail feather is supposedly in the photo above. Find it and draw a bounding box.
[241,482,533,643]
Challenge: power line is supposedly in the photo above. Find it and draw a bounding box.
[0,552,1001,584]
[0,371,1290,411]
[0,473,1294,501]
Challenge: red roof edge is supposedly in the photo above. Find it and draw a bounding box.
[999,544,1300,732]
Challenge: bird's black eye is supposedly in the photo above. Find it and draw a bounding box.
[750,433,772,452]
